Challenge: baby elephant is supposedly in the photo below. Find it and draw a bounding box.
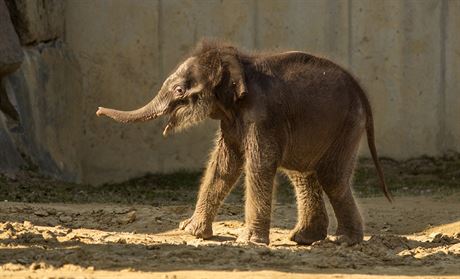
[97,40,391,245]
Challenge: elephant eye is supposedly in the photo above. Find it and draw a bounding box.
[174,86,185,95]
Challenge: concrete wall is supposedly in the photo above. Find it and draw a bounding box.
[1,0,459,184]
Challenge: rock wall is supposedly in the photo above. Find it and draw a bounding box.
[0,0,23,171]
[1,0,459,184]
[5,0,64,45]
[0,0,22,76]
[3,45,83,180]
[1,0,81,180]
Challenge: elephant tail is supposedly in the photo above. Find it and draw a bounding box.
[358,89,393,202]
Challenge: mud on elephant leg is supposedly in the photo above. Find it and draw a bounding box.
[286,171,328,245]
[179,132,243,239]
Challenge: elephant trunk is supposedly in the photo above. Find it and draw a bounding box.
[96,98,163,123]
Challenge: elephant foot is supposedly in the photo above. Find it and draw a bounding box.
[289,225,327,245]
[333,234,363,245]
[333,227,363,245]
[179,215,213,239]
[236,227,269,245]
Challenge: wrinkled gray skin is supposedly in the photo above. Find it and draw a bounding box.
[97,42,390,245]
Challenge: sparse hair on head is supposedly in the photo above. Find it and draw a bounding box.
[190,38,242,57]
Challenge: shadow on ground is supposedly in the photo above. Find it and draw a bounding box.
[0,195,459,276]
[0,155,459,276]
[0,222,458,276]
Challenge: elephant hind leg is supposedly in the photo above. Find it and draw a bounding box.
[316,133,364,245]
[286,171,328,245]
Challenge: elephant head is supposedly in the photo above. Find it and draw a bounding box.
[96,42,247,136]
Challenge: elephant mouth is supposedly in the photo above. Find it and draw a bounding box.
[162,106,182,137]
[161,97,207,137]
[162,102,193,137]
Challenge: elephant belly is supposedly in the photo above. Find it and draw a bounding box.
[280,131,334,172]
[278,96,352,172]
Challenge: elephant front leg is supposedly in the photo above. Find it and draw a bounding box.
[179,134,243,239]
[237,127,279,245]
[237,157,277,245]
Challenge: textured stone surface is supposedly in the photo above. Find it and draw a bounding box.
[256,0,349,65]
[0,0,23,76]
[0,80,19,121]
[444,0,460,154]
[2,44,83,180]
[2,0,460,184]
[351,0,444,158]
[0,117,24,171]
[65,0,255,184]
[5,0,64,45]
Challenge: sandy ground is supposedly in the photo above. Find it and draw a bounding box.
[0,192,459,278]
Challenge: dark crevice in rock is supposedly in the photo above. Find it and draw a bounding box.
[23,37,62,50]
[0,79,19,122]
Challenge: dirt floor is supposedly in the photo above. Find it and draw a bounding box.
[0,157,459,278]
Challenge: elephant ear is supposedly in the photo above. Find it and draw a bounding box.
[222,53,248,102]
